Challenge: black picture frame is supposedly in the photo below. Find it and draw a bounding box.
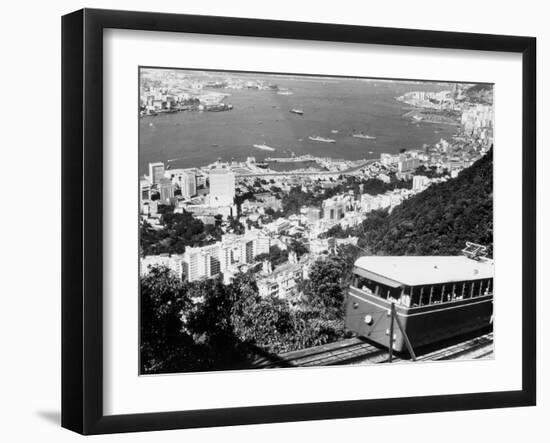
[61,8,537,435]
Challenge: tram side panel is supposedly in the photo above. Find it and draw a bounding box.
[345,288,493,353]
[403,295,493,349]
[345,288,409,352]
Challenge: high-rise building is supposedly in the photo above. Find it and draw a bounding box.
[158,178,176,202]
[322,196,347,221]
[219,230,271,270]
[305,207,321,223]
[140,178,151,201]
[149,162,165,184]
[170,169,197,199]
[182,243,221,282]
[182,229,270,282]
[398,155,420,173]
[209,167,235,206]
[182,171,197,198]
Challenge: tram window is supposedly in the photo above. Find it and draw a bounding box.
[485,278,493,295]
[480,279,492,296]
[412,287,421,307]
[442,284,455,302]
[400,287,415,307]
[464,281,472,298]
[471,280,480,297]
[431,284,443,304]
[353,275,378,295]
[387,287,402,303]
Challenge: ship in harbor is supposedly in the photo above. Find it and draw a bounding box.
[352,133,377,140]
[290,108,304,115]
[308,135,336,143]
[253,143,276,152]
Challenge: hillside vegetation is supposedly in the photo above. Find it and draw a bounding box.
[357,148,493,256]
[464,84,493,105]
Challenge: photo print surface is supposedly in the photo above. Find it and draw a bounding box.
[138,67,494,375]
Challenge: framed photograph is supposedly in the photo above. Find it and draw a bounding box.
[61,8,536,435]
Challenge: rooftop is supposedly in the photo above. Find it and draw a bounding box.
[354,256,494,287]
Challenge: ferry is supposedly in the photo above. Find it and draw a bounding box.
[331,130,339,134]
[345,243,493,353]
[290,108,304,115]
[308,136,336,144]
[253,144,276,152]
[352,133,377,140]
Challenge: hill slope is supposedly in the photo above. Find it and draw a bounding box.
[358,149,493,256]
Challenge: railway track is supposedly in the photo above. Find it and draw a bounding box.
[375,332,494,364]
[251,331,493,369]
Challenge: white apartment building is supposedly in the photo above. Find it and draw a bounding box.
[208,167,235,206]
[397,155,420,173]
[322,196,349,221]
[148,162,165,185]
[257,252,307,300]
[182,244,221,282]
[412,175,430,192]
[169,169,197,199]
[182,229,270,282]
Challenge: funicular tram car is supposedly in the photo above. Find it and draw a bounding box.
[344,245,494,353]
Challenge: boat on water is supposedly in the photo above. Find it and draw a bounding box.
[277,90,293,96]
[290,108,304,115]
[253,144,276,152]
[331,129,339,134]
[352,133,377,140]
[308,136,336,143]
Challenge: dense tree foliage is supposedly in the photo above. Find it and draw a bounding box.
[319,224,357,239]
[140,210,223,256]
[140,264,347,373]
[358,177,412,195]
[255,245,289,267]
[357,149,493,256]
[305,256,348,319]
[413,165,447,179]
[140,266,199,373]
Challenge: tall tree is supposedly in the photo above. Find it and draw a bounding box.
[307,256,347,318]
[140,266,195,374]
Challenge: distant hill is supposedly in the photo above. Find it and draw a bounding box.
[464,84,493,105]
[358,149,493,257]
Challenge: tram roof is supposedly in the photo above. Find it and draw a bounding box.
[353,256,494,287]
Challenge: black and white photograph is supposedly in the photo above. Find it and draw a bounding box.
[138,68,495,375]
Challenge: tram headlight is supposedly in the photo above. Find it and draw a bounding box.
[364,314,373,325]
